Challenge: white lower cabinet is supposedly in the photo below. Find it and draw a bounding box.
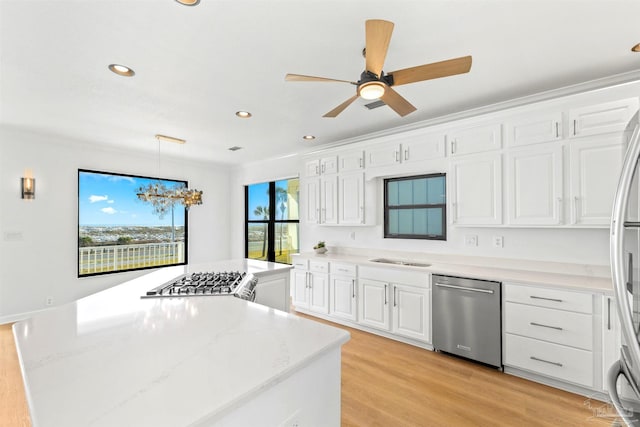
[357,267,431,344]
[503,283,595,388]
[602,294,619,393]
[358,278,390,331]
[291,260,329,314]
[391,284,430,342]
[329,263,357,322]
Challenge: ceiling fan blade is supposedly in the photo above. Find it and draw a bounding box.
[323,94,359,118]
[380,87,416,117]
[365,19,394,77]
[388,56,472,86]
[285,73,355,84]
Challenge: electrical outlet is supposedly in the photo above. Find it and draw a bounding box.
[492,236,504,248]
[46,296,53,306]
[349,231,356,240]
[464,235,478,247]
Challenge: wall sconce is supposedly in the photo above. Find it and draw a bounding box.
[21,177,35,199]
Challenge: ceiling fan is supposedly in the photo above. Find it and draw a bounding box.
[285,19,472,118]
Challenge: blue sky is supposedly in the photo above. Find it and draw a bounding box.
[79,171,186,226]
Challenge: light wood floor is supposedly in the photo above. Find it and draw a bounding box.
[0,318,617,426]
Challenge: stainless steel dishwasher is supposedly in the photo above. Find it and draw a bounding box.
[432,274,502,368]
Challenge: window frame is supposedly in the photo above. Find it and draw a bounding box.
[245,179,299,264]
[383,173,447,241]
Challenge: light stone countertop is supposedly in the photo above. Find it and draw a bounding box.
[294,251,614,293]
[12,259,348,427]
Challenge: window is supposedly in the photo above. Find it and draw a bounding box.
[245,178,299,264]
[384,173,446,240]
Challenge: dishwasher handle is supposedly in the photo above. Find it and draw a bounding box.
[434,282,495,294]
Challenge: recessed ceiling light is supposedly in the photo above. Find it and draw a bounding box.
[176,0,200,5]
[108,64,135,77]
[302,135,316,140]
[235,111,252,118]
[632,43,640,52]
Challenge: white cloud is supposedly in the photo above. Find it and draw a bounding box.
[89,195,108,203]
[107,200,115,204]
[101,207,117,215]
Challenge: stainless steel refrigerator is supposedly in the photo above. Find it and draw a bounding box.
[609,118,640,425]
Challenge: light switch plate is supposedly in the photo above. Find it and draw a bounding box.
[465,235,478,247]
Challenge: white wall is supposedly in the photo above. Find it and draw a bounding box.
[0,126,232,320]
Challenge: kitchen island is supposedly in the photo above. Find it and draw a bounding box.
[13,260,350,427]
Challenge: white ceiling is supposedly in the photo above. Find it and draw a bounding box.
[2,0,640,165]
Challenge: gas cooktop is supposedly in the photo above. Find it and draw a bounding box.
[142,271,257,301]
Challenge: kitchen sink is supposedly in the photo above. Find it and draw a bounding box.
[368,258,431,268]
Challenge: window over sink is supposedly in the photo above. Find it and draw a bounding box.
[384,173,446,240]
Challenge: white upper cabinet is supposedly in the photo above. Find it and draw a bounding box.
[506,144,563,225]
[304,156,338,177]
[568,98,639,138]
[367,132,445,169]
[339,150,365,172]
[301,178,320,224]
[320,176,338,225]
[505,112,562,147]
[338,172,365,225]
[447,123,502,156]
[569,134,626,226]
[450,153,502,225]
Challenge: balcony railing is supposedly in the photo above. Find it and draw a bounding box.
[79,242,185,275]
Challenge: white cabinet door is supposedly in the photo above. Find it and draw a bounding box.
[302,178,320,224]
[292,270,309,309]
[450,153,502,225]
[309,273,329,314]
[305,160,320,177]
[569,135,625,226]
[338,172,365,225]
[367,142,401,168]
[506,144,563,225]
[505,112,562,147]
[402,133,446,163]
[569,98,639,138]
[392,284,430,343]
[448,123,502,156]
[330,276,357,321]
[320,176,338,225]
[358,279,390,331]
[320,156,338,175]
[340,150,365,172]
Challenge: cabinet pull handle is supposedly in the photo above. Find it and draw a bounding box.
[530,356,563,367]
[306,272,310,288]
[572,196,579,225]
[321,163,325,174]
[608,297,612,330]
[451,140,456,154]
[384,284,388,305]
[309,273,313,289]
[394,151,400,162]
[352,279,355,298]
[315,165,319,175]
[573,119,577,136]
[404,149,409,161]
[393,285,397,307]
[530,295,563,303]
[359,157,363,168]
[360,206,364,224]
[530,322,563,331]
[555,121,559,138]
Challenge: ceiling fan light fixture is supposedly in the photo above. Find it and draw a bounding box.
[359,81,386,100]
[175,0,200,5]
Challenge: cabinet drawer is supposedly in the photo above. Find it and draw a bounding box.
[505,334,593,388]
[504,302,593,350]
[292,259,309,270]
[331,262,357,277]
[309,260,329,273]
[504,283,593,314]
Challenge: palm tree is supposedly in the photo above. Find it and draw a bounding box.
[253,205,269,258]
